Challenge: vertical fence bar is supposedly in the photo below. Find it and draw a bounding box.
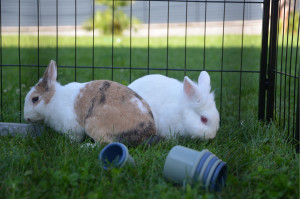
[238,0,246,121]
[18,0,21,123]
[129,0,132,83]
[220,0,226,124]
[293,13,299,138]
[274,0,281,121]
[283,0,293,129]
[287,0,297,135]
[294,13,299,153]
[296,43,299,153]
[278,0,287,126]
[166,0,170,76]
[0,0,2,121]
[266,0,279,122]
[184,1,188,76]
[258,0,270,120]
[75,0,77,81]
[203,0,207,70]
[147,0,150,74]
[92,0,95,80]
[111,0,114,80]
[37,0,40,80]
[296,88,299,153]
[56,0,58,67]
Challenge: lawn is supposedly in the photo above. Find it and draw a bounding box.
[0,34,299,198]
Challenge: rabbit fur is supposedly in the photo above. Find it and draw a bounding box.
[128,71,219,139]
[24,60,157,146]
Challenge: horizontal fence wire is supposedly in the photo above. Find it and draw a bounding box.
[275,70,299,78]
[0,64,261,73]
[133,0,264,3]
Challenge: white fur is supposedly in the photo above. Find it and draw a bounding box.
[24,87,44,122]
[128,71,220,139]
[24,81,87,141]
[44,82,87,141]
[24,61,89,142]
[130,97,148,114]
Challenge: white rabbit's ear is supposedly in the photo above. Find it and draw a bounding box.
[198,71,211,87]
[183,76,197,98]
[43,60,57,87]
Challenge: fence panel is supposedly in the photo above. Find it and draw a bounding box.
[0,0,298,150]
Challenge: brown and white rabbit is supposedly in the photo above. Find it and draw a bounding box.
[128,72,219,139]
[24,60,156,146]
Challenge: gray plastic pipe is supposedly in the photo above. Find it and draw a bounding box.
[0,122,44,137]
[99,142,135,170]
[163,145,227,192]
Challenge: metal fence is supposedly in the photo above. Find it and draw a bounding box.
[0,0,299,150]
[258,0,299,152]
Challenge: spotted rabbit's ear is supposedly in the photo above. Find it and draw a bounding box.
[42,60,57,87]
[198,71,211,92]
[183,76,198,98]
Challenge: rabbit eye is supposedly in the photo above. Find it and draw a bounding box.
[201,116,208,124]
[32,97,39,103]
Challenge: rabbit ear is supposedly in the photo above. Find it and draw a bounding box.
[183,76,197,98]
[198,71,210,87]
[198,71,211,92]
[43,60,57,87]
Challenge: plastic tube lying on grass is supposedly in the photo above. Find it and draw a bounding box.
[0,122,44,137]
[99,142,135,170]
[163,145,227,192]
[98,142,227,192]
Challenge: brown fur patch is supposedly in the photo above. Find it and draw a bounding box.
[30,80,55,105]
[75,80,156,145]
[115,122,156,147]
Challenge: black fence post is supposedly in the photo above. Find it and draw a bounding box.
[0,0,2,121]
[266,0,279,122]
[258,0,270,121]
[0,0,2,122]
[296,85,299,153]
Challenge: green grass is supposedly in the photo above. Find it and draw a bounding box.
[0,117,298,198]
[0,34,299,198]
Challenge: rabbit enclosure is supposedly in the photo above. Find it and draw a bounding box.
[0,0,299,198]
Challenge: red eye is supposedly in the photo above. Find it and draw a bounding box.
[201,116,208,124]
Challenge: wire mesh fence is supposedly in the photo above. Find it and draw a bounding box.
[0,0,298,148]
[274,0,299,147]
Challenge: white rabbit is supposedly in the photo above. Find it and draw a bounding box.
[24,60,157,146]
[128,71,219,139]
